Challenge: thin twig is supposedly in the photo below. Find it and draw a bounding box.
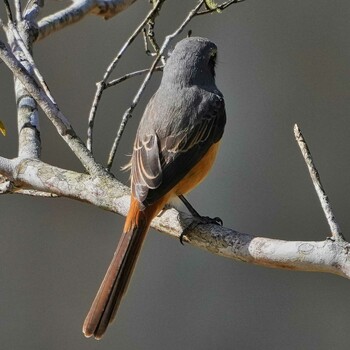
[4,1,53,103]
[0,38,70,133]
[86,0,166,152]
[196,0,245,15]
[3,0,14,22]
[105,66,163,89]
[142,28,155,56]
[5,21,56,104]
[14,0,23,22]
[0,39,105,176]
[24,0,44,21]
[143,20,166,65]
[294,124,344,241]
[106,0,205,170]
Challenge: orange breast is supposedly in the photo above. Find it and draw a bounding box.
[172,141,221,196]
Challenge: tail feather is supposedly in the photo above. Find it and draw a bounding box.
[83,200,153,339]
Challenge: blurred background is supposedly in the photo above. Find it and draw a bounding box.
[1,0,350,349]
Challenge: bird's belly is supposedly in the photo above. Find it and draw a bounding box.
[172,142,221,196]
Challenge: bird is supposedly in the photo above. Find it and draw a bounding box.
[83,36,226,339]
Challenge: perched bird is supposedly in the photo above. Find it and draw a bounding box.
[83,37,226,339]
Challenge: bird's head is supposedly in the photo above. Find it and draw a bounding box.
[163,37,218,88]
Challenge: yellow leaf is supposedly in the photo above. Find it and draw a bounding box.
[0,121,6,136]
[204,0,222,13]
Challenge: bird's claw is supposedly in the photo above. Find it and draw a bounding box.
[212,216,223,226]
[179,215,223,245]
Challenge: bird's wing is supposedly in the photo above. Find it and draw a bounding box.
[131,93,226,206]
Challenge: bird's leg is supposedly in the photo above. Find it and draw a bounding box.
[178,195,223,224]
[178,195,223,244]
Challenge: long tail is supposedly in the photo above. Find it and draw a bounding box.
[83,197,158,339]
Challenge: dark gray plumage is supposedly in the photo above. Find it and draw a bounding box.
[132,37,226,207]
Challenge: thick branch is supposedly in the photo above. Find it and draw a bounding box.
[183,223,350,278]
[11,158,129,210]
[4,20,41,159]
[2,157,349,280]
[37,0,138,41]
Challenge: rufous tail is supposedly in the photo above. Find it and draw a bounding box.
[83,197,158,339]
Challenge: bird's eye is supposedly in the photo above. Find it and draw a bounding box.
[208,51,217,76]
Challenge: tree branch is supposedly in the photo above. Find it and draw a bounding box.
[105,65,163,89]
[87,0,165,152]
[12,158,129,209]
[0,39,106,176]
[37,0,139,41]
[14,0,23,22]
[184,223,350,278]
[1,156,348,280]
[87,0,245,162]
[294,124,344,241]
[3,0,13,22]
[1,16,41,159]
[6,21,55,103]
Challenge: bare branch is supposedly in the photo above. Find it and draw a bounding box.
[23,0,44,21]
[294,124,344,241]
[0,39,67,129]
[105,65,163,89]
[15,93,41,158]
[183,222,350,278]
[106,0,205,170]
[142,8,165,64]
[14,0,23,22]
[12,158,129,211]
[87,0,165,152]
[0,40,105,176]
[2,8,42,159]
[87,66,163,152]
[5,17,55,103]
[3,0,14,22]
[37,0,139,41]
[5,157,350,280]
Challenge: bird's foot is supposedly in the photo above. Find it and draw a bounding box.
[179,214,223,245]
[178,194,223,244]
